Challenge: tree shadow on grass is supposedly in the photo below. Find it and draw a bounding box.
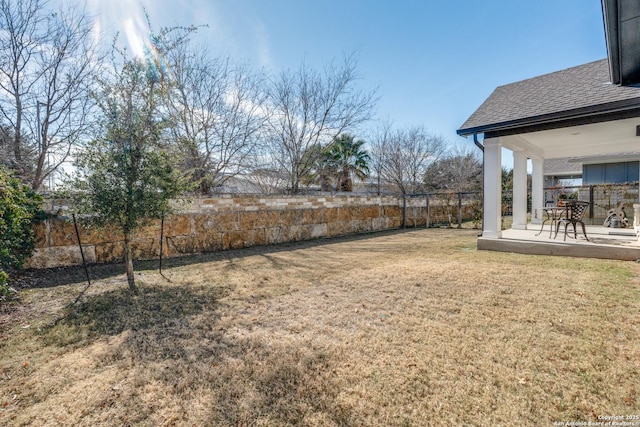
[40,283,353,425]
[19,228,419,290]
[42,283,227,348]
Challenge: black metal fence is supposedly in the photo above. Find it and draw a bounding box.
[403,192,482,229]
[542,182,638,225]
[404,182,638,229]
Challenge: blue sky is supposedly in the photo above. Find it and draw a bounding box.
[83,0,607,152]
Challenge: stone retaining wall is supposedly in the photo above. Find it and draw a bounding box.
[27,195,431,269]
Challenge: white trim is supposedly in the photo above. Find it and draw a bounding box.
[531,158,544,225]
[483,138,502,238]
[512,151,528,229]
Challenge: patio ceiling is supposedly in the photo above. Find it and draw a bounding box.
[499,116,640,159]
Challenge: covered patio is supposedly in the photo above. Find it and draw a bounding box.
[482,224,640,261]
[458,59,640,260]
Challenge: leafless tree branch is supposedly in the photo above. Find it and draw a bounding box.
[264,55,376,194]
[0,0,101,189]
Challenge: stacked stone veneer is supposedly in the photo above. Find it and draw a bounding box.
[27,195,431,269]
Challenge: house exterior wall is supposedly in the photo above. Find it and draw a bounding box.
[583,161,640,185]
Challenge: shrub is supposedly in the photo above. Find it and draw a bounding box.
[0,167,44,297]
[0,270,16,301]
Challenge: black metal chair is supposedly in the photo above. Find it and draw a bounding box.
[555,200,589,241]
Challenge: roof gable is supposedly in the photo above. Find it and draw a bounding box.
[458,59,640,136]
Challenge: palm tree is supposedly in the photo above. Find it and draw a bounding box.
[325,134,370,192]
[300,143,337,191]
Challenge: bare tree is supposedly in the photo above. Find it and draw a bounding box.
[166,44,268,194]
[240,144,289,194]
[0,0,99,189]
[378,126,445,195]
[0,0,44,179]
[0,122,35,171]
[265,55,376,194]
[423,145,482,192]
[367,119,393,195]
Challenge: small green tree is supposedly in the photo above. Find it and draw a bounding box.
[0,166,43,296]
[70,57,187,295]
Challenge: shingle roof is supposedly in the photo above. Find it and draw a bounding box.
[543,158,582,176]
[458,59,640,135]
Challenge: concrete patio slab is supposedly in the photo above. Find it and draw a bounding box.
[478,225,640,261]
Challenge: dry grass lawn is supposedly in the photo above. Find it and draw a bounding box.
[1,229,639,426]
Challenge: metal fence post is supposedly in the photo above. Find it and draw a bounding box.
[458,192,463,228]
[159,212,165,274]
[589,185,594,224]
[402,194,407,229]
[72,214,91,288]
[426,194,430,229]
[70,214,92,305]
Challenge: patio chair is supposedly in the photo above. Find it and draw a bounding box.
[603,202,628,228]
[555,200,589,241]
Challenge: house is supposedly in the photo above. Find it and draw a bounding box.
[455,1,640,254]
[457,58,640,240]
[543,158,583,187]
[543,152,640,187]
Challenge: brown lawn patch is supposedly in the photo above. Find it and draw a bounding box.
[1,229,639,426]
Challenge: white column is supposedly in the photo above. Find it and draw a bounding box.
[483,138,502,238]
[512,150,528,230]
[530,157,544,224]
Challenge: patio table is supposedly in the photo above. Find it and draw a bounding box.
[535,206,567,238]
